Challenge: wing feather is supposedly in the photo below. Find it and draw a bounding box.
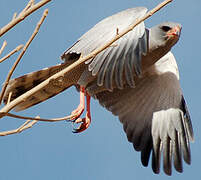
[93,52,193,175]
[62,7,148,89]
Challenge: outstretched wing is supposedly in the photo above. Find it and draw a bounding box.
[94,52,194,175]
[62,7,148,90]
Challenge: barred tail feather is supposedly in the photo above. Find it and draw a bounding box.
[3,62,80,111]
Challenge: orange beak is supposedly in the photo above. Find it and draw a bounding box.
[167,25,181,37]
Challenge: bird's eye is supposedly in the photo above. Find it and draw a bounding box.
[161,26,171,32]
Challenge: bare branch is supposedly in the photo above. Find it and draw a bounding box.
[0,41,7,56]
[0,0,173,119]
[0,9,49,105]
[7,92,12,105]
[32,0,35,5]
[12,13,17,20]
[0,117,38,136]
[12,0,35,21]
[0,0,51,37]
[19,0,35,17]
[6,112,74,122]
[0,44,23,63]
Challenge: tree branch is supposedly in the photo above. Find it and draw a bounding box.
[0,117,38,136]
[6,112,73,122]
[0,9,49,105]
[18,0,35,17]
[0,41,7,56]
[0,0,51,37]
[0,44,24,63]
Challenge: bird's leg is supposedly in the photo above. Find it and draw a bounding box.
[73,92,91,133]
[70,86,85,120]
[68,86,92,133]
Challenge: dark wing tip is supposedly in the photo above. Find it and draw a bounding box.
[181,96,194,142]
[150,108,193,175]
[141,140,152,167]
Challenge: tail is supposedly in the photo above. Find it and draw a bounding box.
[3,62,80,111]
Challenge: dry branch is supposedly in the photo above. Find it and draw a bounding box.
[0,0,51,37]
[6,112,74,122]
[0,117,38,136]
[0,0,172,122]
[23,0,34,12]
[19,0,35,17]
[7,92,12,105]
[0,9,49,105]
[0,41,7,56]
[0,44,23,63]
[12,13,17,20]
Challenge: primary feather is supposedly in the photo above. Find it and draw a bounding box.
[93,52,194,175]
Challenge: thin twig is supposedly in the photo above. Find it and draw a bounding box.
[31,0,35,5]
[0,0,172,118]
[0,41,7,56]
[19,120,37,132]
[18,0,35,17]
[17,120,32,131]
[0,0,51,37]
[6,112,74,122]
[12,13,17,20]
[0,9,49,105]
[0,44,23,63]
[7,92,12,105]
[0,117,38,136]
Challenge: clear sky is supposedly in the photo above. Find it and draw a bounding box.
[0,0,201,179]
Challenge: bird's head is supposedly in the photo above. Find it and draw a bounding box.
[150,22,182,49]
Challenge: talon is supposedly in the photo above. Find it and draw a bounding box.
[73,112,91,133]
[73,120,87,133]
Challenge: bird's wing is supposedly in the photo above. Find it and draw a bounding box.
[62,7,148,90]
[94,52,194,175]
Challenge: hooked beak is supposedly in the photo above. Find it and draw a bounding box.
[167,25,181,38]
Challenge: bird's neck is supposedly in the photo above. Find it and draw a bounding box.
[141,29,173,72]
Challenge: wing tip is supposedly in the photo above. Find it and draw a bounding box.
[150,108,193,175]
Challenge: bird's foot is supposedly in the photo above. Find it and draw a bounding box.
[72,111,91,133]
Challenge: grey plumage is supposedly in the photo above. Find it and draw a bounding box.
[63,7,148,90]
[93,52,193,175]
[3,7,193,175]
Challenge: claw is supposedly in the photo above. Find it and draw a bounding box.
[72,119,89,133]
[72,110,91,133]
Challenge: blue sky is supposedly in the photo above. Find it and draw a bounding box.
[0,0,201,179]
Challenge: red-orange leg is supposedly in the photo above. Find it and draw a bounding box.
[73,92,91,133]
[70,86,85,120]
